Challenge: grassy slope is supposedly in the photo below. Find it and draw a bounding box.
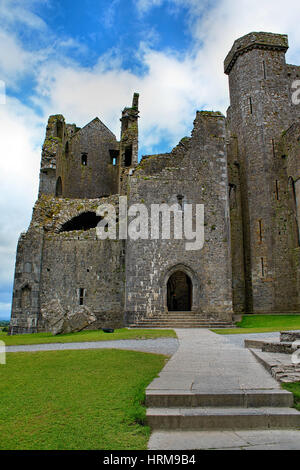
[0,328,176,346]
[0,349,167,450]
[282,382,300,412]
[212,315,300,335]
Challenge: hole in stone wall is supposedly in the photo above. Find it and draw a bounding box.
[60,212,102,232]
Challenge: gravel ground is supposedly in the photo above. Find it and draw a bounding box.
[5,331,283,356]
[221,331,280,349]
[6,338,179,356]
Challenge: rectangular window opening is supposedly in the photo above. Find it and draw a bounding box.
[109,149,119,166]
[276,180,279,200]
[261,258,265,277]
[259,220,263,243]
[272,139,276,158]
[249,97,253,114]
[79,288,85,305]
[81,153,88,166]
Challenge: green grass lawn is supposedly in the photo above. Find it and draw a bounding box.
[282,382,300,412]
[212,315,300,335]
[0,328,176,346]
[0,349,167,450]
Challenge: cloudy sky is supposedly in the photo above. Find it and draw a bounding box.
[1,0,300,320]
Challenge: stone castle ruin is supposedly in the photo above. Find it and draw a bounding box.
[9,32,300,334]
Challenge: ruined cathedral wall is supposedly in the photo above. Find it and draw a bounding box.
[59,119,120,199]
[124,112,233,324]
[11,195,125,333]
[279,125,300,306]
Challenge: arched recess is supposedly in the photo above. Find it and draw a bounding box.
[55,176,62,197]
[161,264,199,312]
[288,176,300,246]
[20,284,32,311]
[59,211,102,232]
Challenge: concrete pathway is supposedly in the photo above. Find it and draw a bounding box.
[147,329,300,450]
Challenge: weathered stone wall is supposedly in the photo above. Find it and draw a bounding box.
[10,231,44,334]
[226,127,246,313]
[124,112,233,324]
[225,32,300,313]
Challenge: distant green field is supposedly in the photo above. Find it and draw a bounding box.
[0,328,176,346]
[212,315,300,335]
[0,349,167,450]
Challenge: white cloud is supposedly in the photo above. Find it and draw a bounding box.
[0,0,48,31]
[0,302,11,311]
[0,97,43,286]
[136,0,163,15]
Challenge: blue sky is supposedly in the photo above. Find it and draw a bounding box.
[1,0,300,320]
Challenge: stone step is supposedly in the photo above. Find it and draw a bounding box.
[146,407,300,430]
[130,323,234,328]
[146,389,294,408]
[280,331,300,343]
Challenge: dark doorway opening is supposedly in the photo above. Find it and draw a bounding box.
[167,271,192,311]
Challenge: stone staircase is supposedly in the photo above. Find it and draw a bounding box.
[145,329,300,445]
[146,389,300,431]
[129,311,235,328]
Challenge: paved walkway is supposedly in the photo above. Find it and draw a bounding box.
[147,329,300,450]
[147,329,280,392]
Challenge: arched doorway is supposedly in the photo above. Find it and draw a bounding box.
[167,271,192,311]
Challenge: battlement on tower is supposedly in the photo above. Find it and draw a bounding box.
[224,31,289,74]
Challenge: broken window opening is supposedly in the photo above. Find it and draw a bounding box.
[60,212,102,232]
